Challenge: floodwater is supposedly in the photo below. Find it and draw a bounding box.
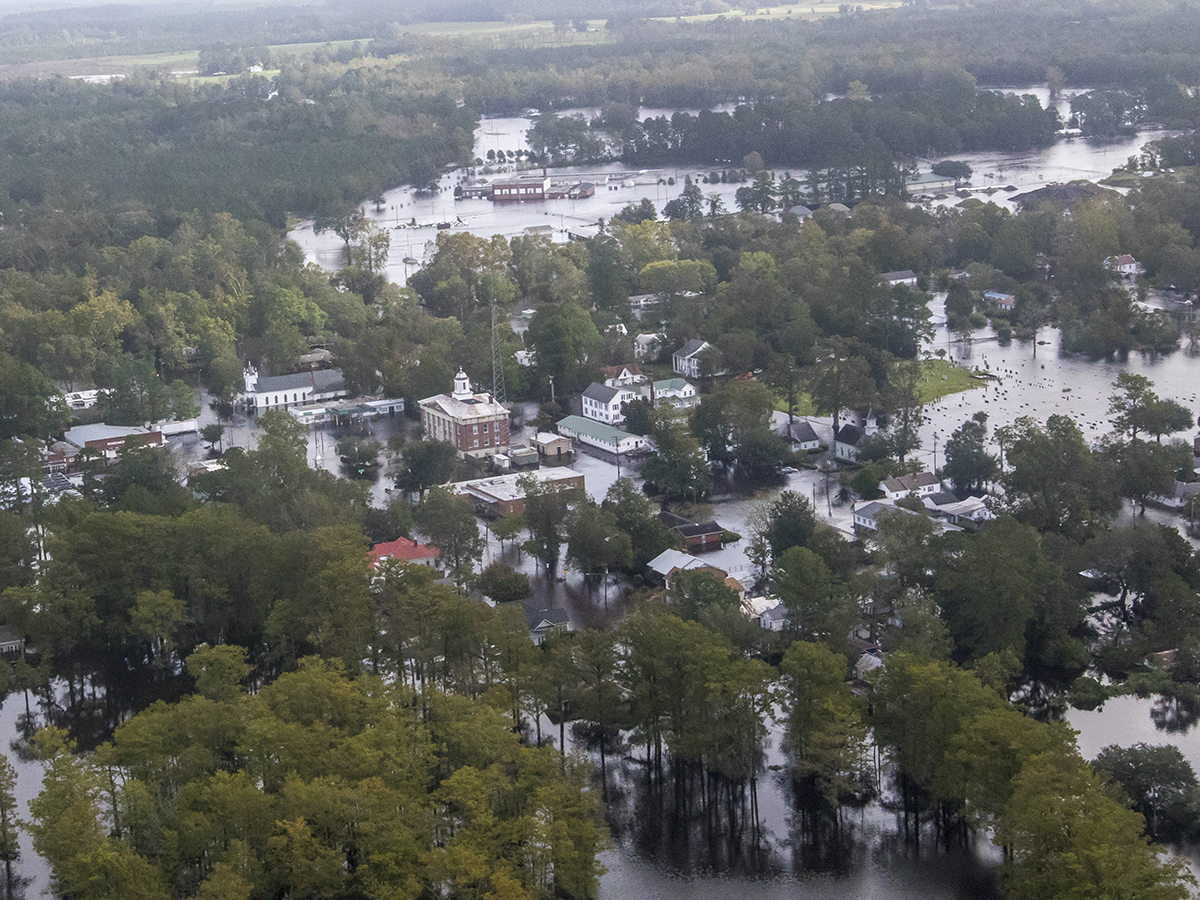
[9,95,1200,899]
[290,86,1175,284]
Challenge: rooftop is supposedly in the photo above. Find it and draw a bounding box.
[252,368,345,395]
[647,548,713,578]
[675,338,709,359]
[369,537,440,566]
[556,415,641,447]
[64,423,160,446]
[786,421,820,444]
[835,423,865,445]
[448,468,582,505]
[582,382,623,404]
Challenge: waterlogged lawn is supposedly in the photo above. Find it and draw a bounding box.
[772,359,981,418]
[921,359,984,403]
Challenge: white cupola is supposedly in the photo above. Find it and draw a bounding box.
[452,368,472,399]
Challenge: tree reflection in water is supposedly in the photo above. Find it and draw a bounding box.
[1151,692,1200,734]
[600,744,1001,898]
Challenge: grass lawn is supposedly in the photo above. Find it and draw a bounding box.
[772,359,981,418]
[920,359,983,404]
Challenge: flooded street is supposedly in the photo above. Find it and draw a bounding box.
[9,92,1200,900]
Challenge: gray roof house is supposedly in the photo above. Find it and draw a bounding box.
[581,382,638,425]
[520,602,572,645]
[673,339,725,378]
[880,270,918,287]
[785,420,821,450]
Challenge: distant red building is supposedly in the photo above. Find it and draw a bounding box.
[368,537,440,568]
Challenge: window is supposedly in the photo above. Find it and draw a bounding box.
[473,439,479,448]
[473,424,478,434]
[482,423,489,433]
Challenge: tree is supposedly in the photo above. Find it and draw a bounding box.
[771,546,849,644]
[525,301,601,393]
[641,406,709,502]
[201,422,225,454]
[130,589,188,669]
[1093,743,1199,841]
[883,357,925,462]
[521,474,580,578]
[0,352,69,440]
[780,641,869,808]
[622,397,653,436]
[565,501,631,584]
[669,569,740,622]
[613,198,657,225]
[942,412,999,496]
[477,563,532,604]
[1110,373,1158,442]
[0,758,21,900]
[662,178,705,221]
[1002,744,1194,900]
[601,478,675,574]
[751,490,818,565]
[998,415,1121,538]
[806,338,876,432]
[931,160,973,182]
[414,487,483,589]
[336,436,382,480]
[1105,438,1191,515]
[27,728,106,898]
[394,439,457,500]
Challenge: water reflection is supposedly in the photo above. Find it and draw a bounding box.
[596,726,1001,900]
[1150,692,1200,735]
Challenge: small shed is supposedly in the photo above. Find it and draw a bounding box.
[673,521,724,554]
[534,432,573,459]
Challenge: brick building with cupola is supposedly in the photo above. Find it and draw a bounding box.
[418,369,510,459]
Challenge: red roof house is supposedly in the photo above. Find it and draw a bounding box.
[368,537,440,568]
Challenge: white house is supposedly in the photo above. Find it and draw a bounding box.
[880,472,941,499]
[581,382,639,425]
[984,290,1016,311]
[853,500,924,532]
[601,364,646,388]
[62,389,100,410]
[880,270,918,287]
[642,377,699,409]
[674,338,723,378]
[243,364,347,412]
[784,420,821,451]
[761,603,788,632]
[628,293,666,314]
[634,332,665,360]
[938,496,997,526]
[1106,254,1144,277]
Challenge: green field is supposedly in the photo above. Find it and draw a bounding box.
[920,359,984,403]
[772,358,981,418]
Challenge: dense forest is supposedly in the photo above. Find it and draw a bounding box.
[2,0,1200,897]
